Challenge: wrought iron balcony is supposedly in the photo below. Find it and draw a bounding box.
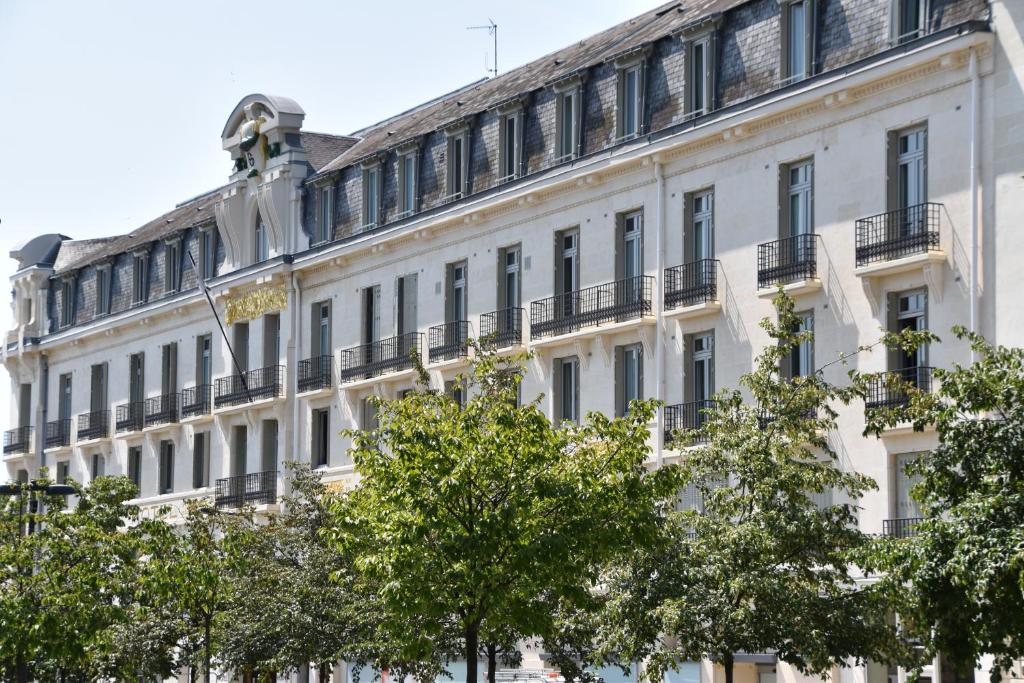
[339,333,423,384]
[865,366,934,411]
[115,401,145,433]
[214,470,277,509]
[44,418,71,449]
[757,234,819,290]
[144,393,180,427]
[428,321,470,363]
[855,203,942,267]
[77,410,109,441]
[883,517,923,538]
[530,275,654,341]
[480,307,524,349]
[664,400,716,445]
[181,384,212,419]
[214,365,284,408]
[298,355,334,393]
[665,259,718,309]
[3,426,32,455]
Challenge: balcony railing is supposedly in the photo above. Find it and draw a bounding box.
[665,259,719,309]
[3,426,32,455]
[77,410,109,441]
[883,517,924,539]
[865,366,934,411]
[339,333,423,384]
[44,418,71,449]
[214,365,284,408]
[855,203,942,267]
[530,275,654,341]
[428,321,471,363]
[144,393,180,427]
[181,384,212,419]
[664,400,716,445]
[480,307,524,349]
[298,355,334,393]
[115,401,145,433]
[757,234,819,290]
[214,470,277,510]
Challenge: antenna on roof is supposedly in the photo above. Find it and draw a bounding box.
[467,19,498,77]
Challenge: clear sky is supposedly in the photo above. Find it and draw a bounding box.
[0,0,664,430]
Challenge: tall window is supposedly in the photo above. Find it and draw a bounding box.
[132,252,150,305]
[199,229,217,280]
[893,452,923,519]
[894,0,926,43]
[446,261,468,323]
[690,189,714,262]
[312,301,331,359]
[317,186,333,244]
[255,214,269,263]
[193,432,210,489]
[557,229,580,317]
[159,440,174,494]
[784,312,815,379]
[686,34,714,117]
[312,408,330,469]
[498,245,521,311]
[498,109,523,183]
[890,290,928,373]
[261,419,278,472]
[781,0,814,84]
[361,397,379,432]
[91,453,105,480]
[60,277,75,328]
[784,160,814,238]
[58,373,72,423]
[891,126,927,214]
[445,129,470,200]
[555,356,580,424]
[362,165,381,230]
[128,446,142,489]
[689,333,715,403]
[619,64,642,139]
[95,266,111,317]
[398,150,418,217]
[196,334,212,387]
[555,87,581,161]
[397,275,418,337]
[362,285,381,345]
[165,239,182,293]
[616,344,643,417]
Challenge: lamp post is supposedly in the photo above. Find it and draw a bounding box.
[0,479,76,683]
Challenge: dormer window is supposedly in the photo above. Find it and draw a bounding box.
[614,48,649,141]
[361,160,383,231]
[164,238,182,294]
[497,100,526,184]
[95,264,111,317]
[397,147,419,219]
[255,214,269,263]
[132,251,150,305]
[316,185,333,245]
[444,124,471,203]
[780,0,815,85]
[553,75,584,162]
[893,0,927,43]
[59,275,76,328]
[199,228,217,281]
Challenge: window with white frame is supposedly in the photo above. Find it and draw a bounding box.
[783,159,814,237]
[555,356,580,425]
[362,162,382,230]
[199,228,217,280]
[554,79,582,162]
[312,407,330,469]
[159,440,174,494]
[132,252,150,305]
[780,0,815,85]
[445,125,470,201]
[397,147,419,218]
[317,185,333,244]
[94,265,111,317]
[687,34,714,117]
[165,238,182,293]
[498,104,524,183]
[254,214,269,263]
[784,311,815,380]
[59,276,75,328]
[893,0,927,44]
[618,63,643,139]
[193,432,210,489]
[616,344,643,417]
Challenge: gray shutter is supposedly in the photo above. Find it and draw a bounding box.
[614,214,626,283]
[638,345,645,401]
[682,333,693,402]
[921,291,929,366]
[778,162,791,239]
[683,192,694,263]
[445,264,455,323]
[552,358,563,421]
[615,71,625,138]
[709,335,715,395]
[921,125,929,203]
[780,4,792,80]
[639,60,648,134]
[683,41,693,116]
[553,232,564,296]
[614,346,625,417]
[373,286,382,342]
[806,0,817,76]
[311,303,321,358]
[707,33,717,111]
[886,292,900,371]
[168,342,177,395]
[262,420,278,472]
[554,94,564,158]
[885,130,900,212]
[496,248,507,310]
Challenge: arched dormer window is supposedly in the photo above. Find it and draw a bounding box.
[255,213,269,263]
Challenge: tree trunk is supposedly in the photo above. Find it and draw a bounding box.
[487,642,497,683]
[465,623,480,683]
[204,616,212,683]
[724,654,734,683]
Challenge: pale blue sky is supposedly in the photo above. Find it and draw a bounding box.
[0,0,663,429]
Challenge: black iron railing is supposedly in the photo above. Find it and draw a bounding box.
[339,333,423,383]
[77,410,109,441]
[181,384,212,418]
[44,418,71,449]
[214,470,277,509]
[144,393,180,427]
[757,234,819,289]
[115,401,145,433]
[665,259,718,309]
[3,426,32,455]
[298,356,334,393]
[883,517,924,538]
[480,307,524,349]
[855,203,942,267]
[865,366,934,410]
[530,275,654,341]
[664,400,716,445]
[214,365,284,408]
[428,321,470,363]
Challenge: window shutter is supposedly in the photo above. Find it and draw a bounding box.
[780,4,792,80]
[806,0,817,77]
[707,33,717,111]
[496,248,507,311]
[921,291,930,366]
[168,342,178,395]
[683,192,694,263]
[778,163,791,240]
[445,264,455,323]
[311,303,321,358]
[886,292,900,371]
[638,345,645,402]
[921,125,929,203]
[552,358,564,421]
[683,41,693,116]
[615,346,626,417]
[615,71,626,139]
[614,213,626,283]
[638,61,648,135]
[373,286,382,342]
[553,233,564,296]
[682,333,693,402]
[708,334,716,395]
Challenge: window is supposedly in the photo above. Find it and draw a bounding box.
[616,344,643,416]
[199,228,217,280]
[498,108,524,183]
[165,239,182,293]
[193,432,210,489]
[161,342,178,396]
[159,440,174,494]
[893,0,927,43]
[784,312,815,380]
[91,453,105,480]
[554,86,581,162]
[312,408,330,469]
[263,314,280,368]
[58,373,72,423]
[255,213,269,263]
[445,128,470,201]
[556,229,580,318]
[56,460,69,485]
[888,290,928,372]
[361,397,379,432]
[781,160,814,238]
[196,334,212,387]
[554,356,580,424]
[261,419,278,472]
[232,425,248,476]
[445,380,467,410]
[397,275,418,337]
[362,164,382,230]
[132,252,150,305]
[128,446,142,489]
[685,32,716,117]
[446,261,468,323]
[617,210,644,281]
[780,0,815,84]
[233,322,250,372]
[398,149,419,217]
[95,266,111,317]
[363,285,381,345]
[59,276,75,328]
[893,452,923,519]
[686,189,715,262]
[887,125,928,223]
[89,362,108,416]
[497,245,521,311]
[619,64,642,139]
[317,186,334,244]
[686,333,715,403]
[311,301,332,359]
[129,353,145,405]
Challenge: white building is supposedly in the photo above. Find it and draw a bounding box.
[3,0,1022,681]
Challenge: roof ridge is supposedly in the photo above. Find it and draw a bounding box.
[347,78,489,137]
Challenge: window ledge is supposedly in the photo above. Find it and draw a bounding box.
[756,278,822,299]
[664,300,722,321]
[530,315,656,351]
[340,367,420,392]
[213,394,284,416]
[854,250,945,279]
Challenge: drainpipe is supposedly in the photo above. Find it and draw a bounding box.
[968,47,980,359]
[653,158,666,467]
[38,353,48,474]
[288,270,301,495]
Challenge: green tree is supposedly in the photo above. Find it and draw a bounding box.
[864,328,1024,681]
[599,294,917,683]
[329,349,672,683]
